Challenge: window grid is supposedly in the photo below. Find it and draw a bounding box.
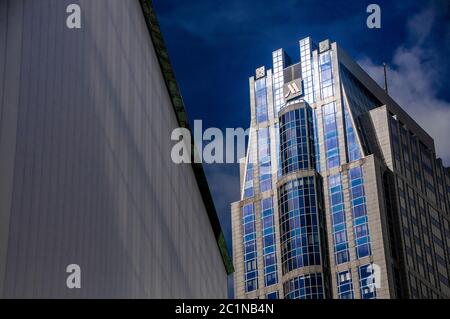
[389,115,403,174]
[275,123,282,178]
[278,177,321,274]
[242,203,258,292]
[243,142,254,199]
[328,173,350,264]
[343,97,361,162]
[358,264,377,299]
[319,51,334,99]
[283,273,324,299]
[410,135,423,191]
[258,127,272,192]
[420,143,436,202]
[272,50,285,113]
[261,197,278,287]
[266,291,279,299]
[299,38,315,104]
[323,101,340,169]
[312,109,321,172]
[339,65,382,116]
[255,78,268,124]
[337,270,354,299]
[348,166,372,259]
[279,108,311,174]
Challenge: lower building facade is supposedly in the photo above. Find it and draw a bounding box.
[231,37,450,299]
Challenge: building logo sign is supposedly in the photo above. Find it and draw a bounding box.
[283,79,303,101]
[319,39,330,53]
[255,66,266,79]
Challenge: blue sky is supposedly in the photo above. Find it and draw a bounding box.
[152,0,450,269]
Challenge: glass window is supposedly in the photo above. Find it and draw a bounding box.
[278,177,321,273]
[348,166,372,259]
[261,197,278,287]
[337,270,354,299]
[343,96,361,162]
[258,128,272,192]
[279,107,315,174]
[272,49,285,113]
[339,64,382,116]
[312,109,321,172]
[299,38,315,104]
[284,273,324,299]
[328,173,350,264]
[266,291,279,299]
[255,78,268,123]
[323,102,340,169]
[243,142,254,199]
[359,264,377,299]
[242,203,258,292]
[319,51,334,99]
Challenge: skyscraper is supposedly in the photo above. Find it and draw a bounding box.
[231,37,450,299]
[0,0,232,298]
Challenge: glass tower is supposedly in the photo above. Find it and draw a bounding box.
[231,37,450,299]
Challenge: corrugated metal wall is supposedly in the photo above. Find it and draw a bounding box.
[0,0,227,298]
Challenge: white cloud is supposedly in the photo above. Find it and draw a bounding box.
[358,6,450,165]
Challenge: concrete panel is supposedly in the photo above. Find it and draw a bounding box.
[0,0,227,298]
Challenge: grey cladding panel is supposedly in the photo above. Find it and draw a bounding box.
[0,0,227,298]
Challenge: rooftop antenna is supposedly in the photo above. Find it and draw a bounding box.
[383,63,388,94]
